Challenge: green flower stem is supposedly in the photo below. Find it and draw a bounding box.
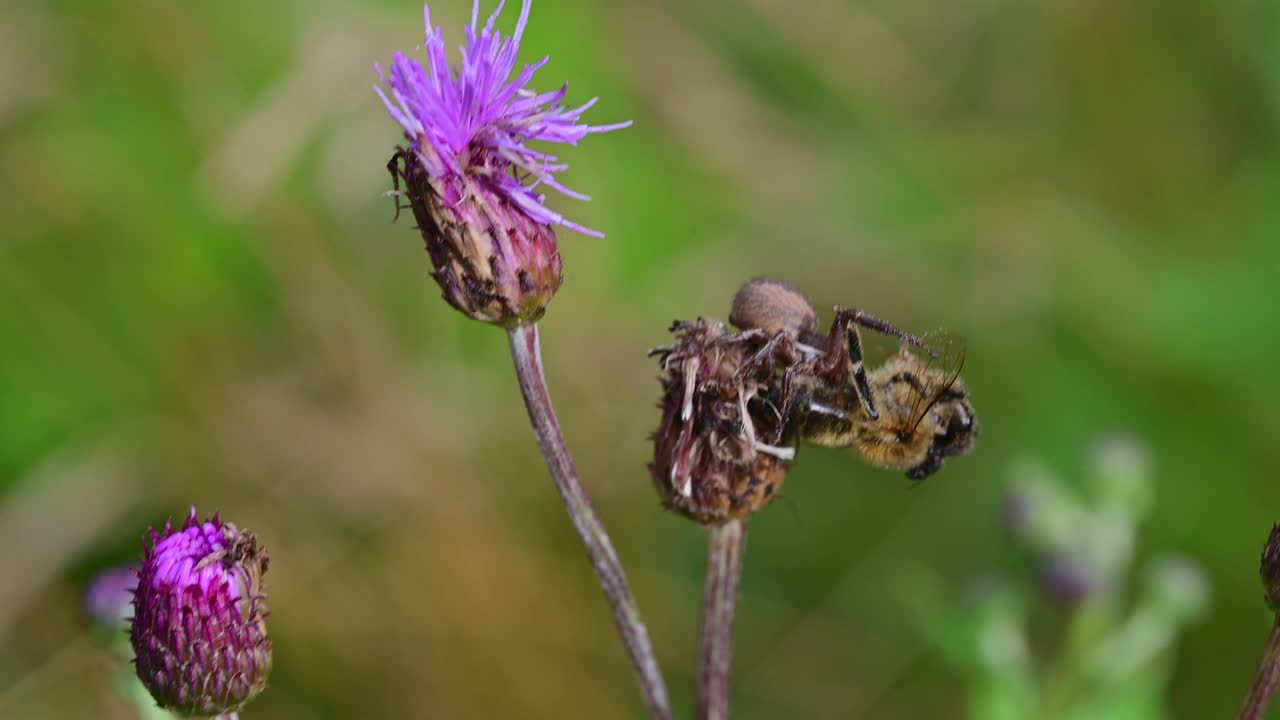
[1237,614,1280,720]
[697,518,748,720]
[507,323,672,720]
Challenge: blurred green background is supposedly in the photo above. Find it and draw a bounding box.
[2,0,1278,717]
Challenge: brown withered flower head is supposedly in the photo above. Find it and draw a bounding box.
[649,319,795,525]
[377,1,629,326]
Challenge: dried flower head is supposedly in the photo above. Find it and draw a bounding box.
[131,509,271,716]
[649,319,795,525]
[1261,523,1280,612]
[377,0,630,326]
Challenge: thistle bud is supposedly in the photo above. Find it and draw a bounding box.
[377,0,629,326]
[390,150,563,325]
[130,509,271,716]
[1261,523,1280,612]
[649,319,794,524]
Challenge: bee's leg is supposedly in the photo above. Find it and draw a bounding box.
[845,322,879,421]
[820,316,880,421]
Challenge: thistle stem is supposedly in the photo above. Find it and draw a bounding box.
[697,518,748,720]
[506,323,672,720]
[1237,615,1280,720]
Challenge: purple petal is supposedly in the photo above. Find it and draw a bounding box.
[374,0,629,236]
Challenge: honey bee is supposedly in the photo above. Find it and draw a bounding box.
[729,278,978,480]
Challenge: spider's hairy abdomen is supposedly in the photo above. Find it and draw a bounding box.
[730,278,819,337]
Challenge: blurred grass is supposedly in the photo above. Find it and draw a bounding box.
[1,0,1278,717]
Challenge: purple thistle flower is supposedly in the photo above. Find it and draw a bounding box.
[376,0,630,325]
[130,509,271,716]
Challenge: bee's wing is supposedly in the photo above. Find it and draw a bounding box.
[907,330,967,431]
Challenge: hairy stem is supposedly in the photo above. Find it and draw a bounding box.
[1237,615,1280,720]
[506,323,672,720]
[698,518,748,720]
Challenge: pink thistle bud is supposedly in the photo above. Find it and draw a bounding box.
[377,1,630,326]
[130,509,271,716]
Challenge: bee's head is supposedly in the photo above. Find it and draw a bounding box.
[904,381,978,480]
[930,391,979,458]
